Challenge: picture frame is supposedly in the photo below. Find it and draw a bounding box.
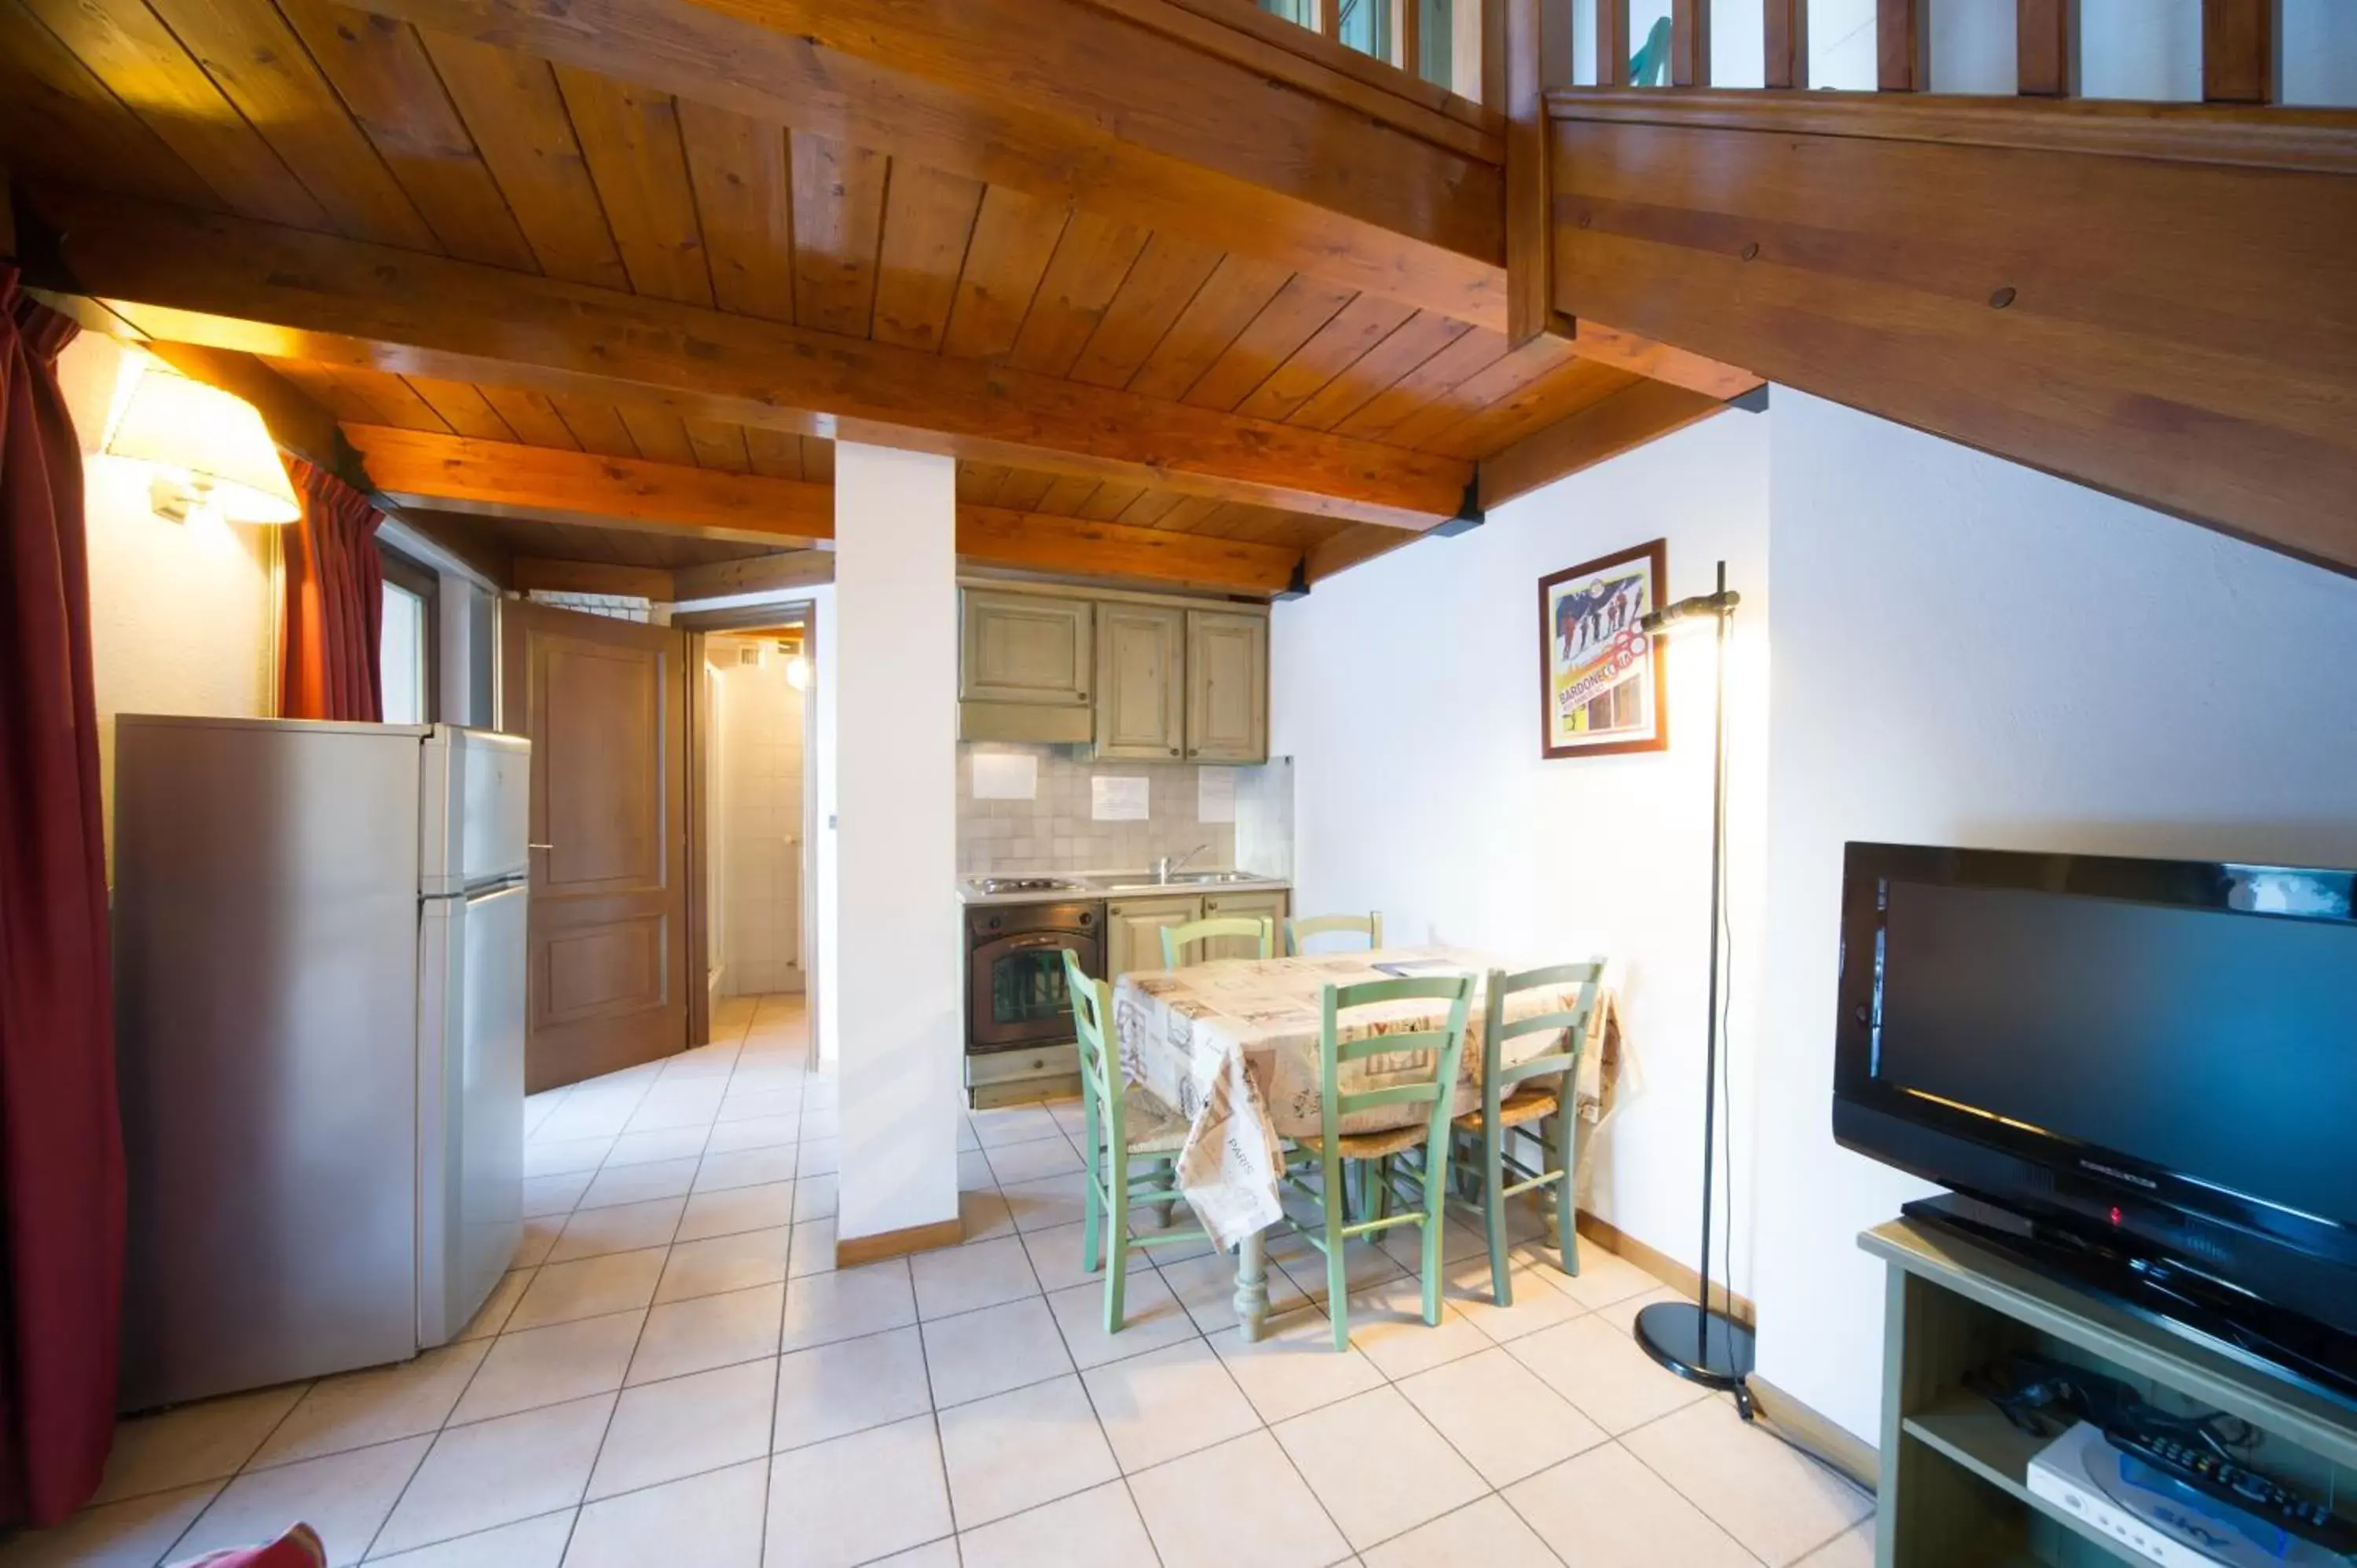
[1537,539,1668,760]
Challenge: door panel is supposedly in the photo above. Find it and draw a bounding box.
[1105,895,1202,979]
[960,591,1093,706]
[1094,604,1186,760]
[1186,610,1269,763]
[504,603,690,1091]
[1202,890,1288,962]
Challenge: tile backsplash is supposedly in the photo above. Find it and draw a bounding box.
[957,743,1292,878]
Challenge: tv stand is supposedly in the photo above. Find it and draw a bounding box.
[1863,1218,2357,1568]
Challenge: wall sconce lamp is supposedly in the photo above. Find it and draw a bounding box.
[103,359,302,527]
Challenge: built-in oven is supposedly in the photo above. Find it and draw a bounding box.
[966,899,1103,1055]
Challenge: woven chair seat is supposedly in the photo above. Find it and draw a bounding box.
[1296,1123,1433,1160]
[1453,1086,1560,1134]
[1113,1090,1190,1156]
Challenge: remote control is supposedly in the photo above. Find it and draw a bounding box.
[2103,1429,2357,1558]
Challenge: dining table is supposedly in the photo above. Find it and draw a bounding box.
[1111,945,1630,1342]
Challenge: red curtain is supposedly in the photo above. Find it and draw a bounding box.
[0,266,126,1525]
[280,457,384,723]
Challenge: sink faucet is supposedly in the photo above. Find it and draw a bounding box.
[1154,844,1210,884]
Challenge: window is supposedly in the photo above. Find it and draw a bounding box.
[378,545,438,724]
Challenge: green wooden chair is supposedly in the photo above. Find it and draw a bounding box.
[1278,974,1474,1350]
[1629,14,1672,86]
[1061,950,1209,1332]
[1283,911,1384,955]
[1160,915,1274,967]
[1451,960,1604,1305]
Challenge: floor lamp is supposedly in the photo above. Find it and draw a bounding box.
[1629,559,1758,1420]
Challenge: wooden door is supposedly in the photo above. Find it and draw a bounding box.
[959,591,1094,708]
[1093,603,1186,760]
[1186,610,1269,763]
[1104,895,1201,978]
[1203,890,1288,961]
[504,602,691,1092]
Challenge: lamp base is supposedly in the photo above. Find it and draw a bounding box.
[1633,1300,1758,1419]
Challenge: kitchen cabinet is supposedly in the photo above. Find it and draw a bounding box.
[959,591,1094,743]
[1185,610,1269,763]
[1104,895,1200,978]
[1093,604,1186,760]
[1203,889,1288,961]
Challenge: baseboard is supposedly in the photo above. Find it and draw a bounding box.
[1750,1375,1880,1494]
[834,1214,963,1269]
[1574,1211,1758,1328]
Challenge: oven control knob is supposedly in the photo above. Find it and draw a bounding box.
[987,916,1002,930]
[1080,912,1094,926]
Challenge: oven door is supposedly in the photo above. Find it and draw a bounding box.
[969,929,1101,1053]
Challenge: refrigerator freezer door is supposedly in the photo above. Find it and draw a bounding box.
[113,715,426,1410]
[418,881,527,1346]
[422,726,532,895]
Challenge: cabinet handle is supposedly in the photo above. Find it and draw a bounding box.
[1168,747,1178,756]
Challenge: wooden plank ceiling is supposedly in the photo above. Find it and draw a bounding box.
[1,0,1755,591]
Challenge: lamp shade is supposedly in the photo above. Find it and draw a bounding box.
[104,362,302,525]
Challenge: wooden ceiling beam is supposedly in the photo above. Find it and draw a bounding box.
[673,550,834,601]
[353,0,1510,329]
[43,192,1464,531]
[343,423,1302,595]
[513,557,678,600]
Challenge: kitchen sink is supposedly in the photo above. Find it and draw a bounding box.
[1083,869,1277,891]
[1167,870,1268,885]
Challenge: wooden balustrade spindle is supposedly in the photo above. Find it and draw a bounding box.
[1597,0,1633,87]
[1764,0,1808,90]
[2201,0,2280,104]
[2017,0,2080,96]
[1671,0,1710,86]
[1877,0,1927,91]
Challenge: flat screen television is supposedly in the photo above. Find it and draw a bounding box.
[1831,841,2357,1409]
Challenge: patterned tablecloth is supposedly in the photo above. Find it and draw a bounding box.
[1112,947,1631,1250]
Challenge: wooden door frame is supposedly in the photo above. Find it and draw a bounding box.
[680,599,819,1046]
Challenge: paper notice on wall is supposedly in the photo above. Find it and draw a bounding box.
[970,750,1038,801]
[1091,775,1149,821]
[1197,767,1237,824]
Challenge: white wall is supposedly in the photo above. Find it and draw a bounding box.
[830,446,961,1246]
[56,335,280,865]
[710,634,807,996]
[1750,389,2357,1442]
[811,585,841,1069]
[1272,410,1772,1292]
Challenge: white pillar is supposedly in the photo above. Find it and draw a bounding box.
[831,444,961,1248]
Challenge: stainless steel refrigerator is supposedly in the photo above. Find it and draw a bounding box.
[112,716,530,1410]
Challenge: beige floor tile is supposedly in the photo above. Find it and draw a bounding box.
[677,1180,797,1242]
[577,1156,700,1211]
[957,1479,1159,1568]
[717,1090,804,1124]
[970,1106,1065,1147]
[568,1460,766,1568]
[357,1509,574,1568]
[1157,1250,1307,1335]
[1359,1494,1562,1568]
[764,1415,955,1568]
[983,1134,1083,1186]
[869,1543,959,1568]
[1594,1284,1684,1335]
[1503,1442,1754,1568]
[1550,1240,1673,1311]
[1211,1306,1387,1424]
[705,1114,800,1153]
[911,1235,1041,1320]
[788,1216,836,1277]
[655,1225,792,1303]
[623,1091,725,1135]
[1620,1396,1874,1566]
[588,1357,776,1500]
[956,1118,981,1153]
[779,1261,915,1353]
[1394,1346,1607,1488]
[956,1149,996,1192]
[1270,1234,1407,1306]
[547,1196,684,1264]
[251,1339,489,1467]
[1021,1220,1155,1294]
[1047,1270,1198,1370]
[504,1248,666,1332]
[629,1283,785,1386]
[792,1173,838,1222]
[522,1173,592,1218]
[1272,1385,1486,1552]
[959,1189,1017,1243]
[1506,1313,1711,1435]
[374,1394,614,1556]
[523,1138,612,1178]
[921,1296,1075,1409]
[794,1136,842,1177]
[936,1374,1119,1529]
[172,1434,428,1566]
[515,1217,563,1268]
[451,1310,643,1427]
[0,1482,219,1568]
[456,1269,537,1342]
[1441,1256,1592,1345]
[601,1127,711,1169]
[1794,1519,1876,1567]
[93,1383,308,1504]
[1128,1431,1350,1568]
[772,1325,933,1453]
[1080,1337,1260,1474]
[999,1172,1091,1232]
[695,1144,800,1193]
[797,1106,840,1141]
[1342,1276,1490,1380]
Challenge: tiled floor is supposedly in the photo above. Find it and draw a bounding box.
[6,993,1876,1568]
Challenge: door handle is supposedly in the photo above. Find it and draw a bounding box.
[528,842,555,851]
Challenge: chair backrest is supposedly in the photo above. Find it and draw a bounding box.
[1480,959,1605,1119]
[1160,915,1274,968]
[1061,948,1119,1152]
[1317,973,1475,1150]
[1629,14,1672,85]
[1284,911,1384,956]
